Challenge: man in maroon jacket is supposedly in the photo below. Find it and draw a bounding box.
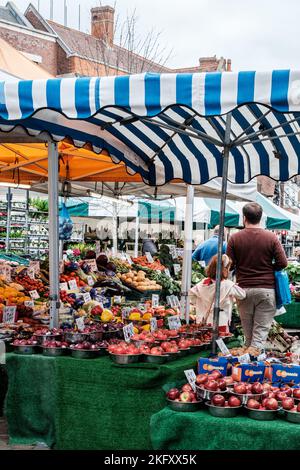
[227,202,288,350]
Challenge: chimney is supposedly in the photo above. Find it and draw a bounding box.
[227,59,232,72]
[91,6,115,46]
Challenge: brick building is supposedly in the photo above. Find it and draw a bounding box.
[0,2,231,77]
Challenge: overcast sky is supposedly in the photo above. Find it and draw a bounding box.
[1,0,300,71]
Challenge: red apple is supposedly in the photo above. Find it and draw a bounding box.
[275,391,287,401]
[180,392,193,402]
[228,396,241,407]
[150,347,164,356]
[282,397,295,410]
[234,383,247,394]
[195,374,208,385]
[265,398,279,410]
[297,403,300,412]
[204,380,219,391]
[281,386,292,397]
[293,389,300,399]
[212,394,226,407]
[167,388,180,400]
[247,398,260,409]
[209,370,223,380]
[224,376,234,385]
[262,398,269,407]
[182,383,193,393]
[267,391,276,399]
[251,382,263,394]
[218,379,227,391]
[262,383,272,392]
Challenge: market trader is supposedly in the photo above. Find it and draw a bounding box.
[192,226,227,266]
[227,202,288,351]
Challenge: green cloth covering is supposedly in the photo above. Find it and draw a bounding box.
[150,407,300,450]
[277,302,300,328]
[5,348,220,450]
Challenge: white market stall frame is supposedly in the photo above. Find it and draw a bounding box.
[1,71,300,352]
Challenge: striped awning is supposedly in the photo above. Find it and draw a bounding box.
[1,71,300,186]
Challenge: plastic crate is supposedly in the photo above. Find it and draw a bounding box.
[276,302,300,328]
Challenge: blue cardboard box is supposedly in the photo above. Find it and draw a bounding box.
[270,363,300,384]
[232,362,266,383]
[198,357,228,376]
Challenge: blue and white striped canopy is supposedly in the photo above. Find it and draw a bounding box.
[1,71,300,186]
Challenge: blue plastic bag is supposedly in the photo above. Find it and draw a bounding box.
[274,270,291,309]
[59,203,73,241]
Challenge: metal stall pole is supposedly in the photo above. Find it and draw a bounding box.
[212,113,232,354]
[48,142,60,329]
[5,187,12,253]
[134,215,140,258]
[112,201,118,256]
[180,185,195,324]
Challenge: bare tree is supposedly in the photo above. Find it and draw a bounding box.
[80,1,173,76]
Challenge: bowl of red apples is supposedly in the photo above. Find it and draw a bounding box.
[13,338,38,355]
[41,339,69,356]
[144,346,169,364]
[231,381,268,404]
[108,341,142,364]
[195,370,229,400]
[166,383,202,411]
[284,402,300,423]
[206,394,242,417]
[245,396,281,420]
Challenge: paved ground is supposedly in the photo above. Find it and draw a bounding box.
[0,417,49,450]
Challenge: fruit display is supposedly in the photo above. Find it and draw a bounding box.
[119,270,162,292]
[42,340,68,348]
[166,383,200,411]
[14,274,49,298]
[132,256,165,271]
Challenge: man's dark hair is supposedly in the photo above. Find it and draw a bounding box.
[243,202,263,225]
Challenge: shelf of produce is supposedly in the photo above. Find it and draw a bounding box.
[4,344,238,450]
[150,407,300,450]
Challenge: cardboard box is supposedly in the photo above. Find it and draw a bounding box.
[198,357,228,376]
[270,364,300,384]
[232,363,266,383]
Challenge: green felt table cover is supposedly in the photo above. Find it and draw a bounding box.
[5,349,213,450]
[150,407,300,450]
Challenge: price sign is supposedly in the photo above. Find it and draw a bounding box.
[0,265,11,282]
[82,293,91,303]
[123,323,134,342]
[184,369,197,391]
[169,245,177,259]
[95,241,101,257]
[167,315,181,330]
[170,295,180,308]
[216,338,230,356]
[145,252,154,263]
[113,296,122,304]
[83,259,98,272]
[238,353,251,363]
[199,261,206,268]
[29,290,40,300]
[150,317,158,332]
[76,317,85,332]
[164,268,171,277]
[152,294,159,308]
[24,300,34,308]
[125,254,133,265]
[176,248,184,258]
[87,276,94,286]
[63,254,68,262]
[68,280,78,291]
[59,282,68,291]
[27,266,35,280]
[258,352,267,362]
[3,306,17,324]
[174,264,181,275]
[30,261,40,274]
[122,307,131,320]
[59,260,64,274]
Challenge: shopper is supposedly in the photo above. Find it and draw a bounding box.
[142,234,158,256]
[227,202,288,350]
[192,226,227,266]
[189,254,245,331]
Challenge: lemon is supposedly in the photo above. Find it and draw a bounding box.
[101,309,114,322]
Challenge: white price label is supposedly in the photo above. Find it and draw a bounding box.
[27,266,35,280]
[87,276,94,286]
[30,261,40,274]
[0,265,11,282]
[126,254,133,265]
[216,338,230,355]
[199,261,206,268]
[123,323,134,342]
[3,306,17,324]
[59,260,64,274]
[152,294,159,308]
[145,252,154,263]
[176,248,184,258]
[184,369,197,391]
[167,315,181,330]
[83,293,91,303]
[164,268,171,277]
[29,290,40,300]
[170,295,180,308]
[238,353,251,363]
[76,317,85,332]
[83,259,98,272]
[122,307,131,320]
[68,280,78,291]
[59,282,68,291]
[150,317,158,332]
[169,245,177,259]
[63,254,68,261]
[24,300,34,308]
[174,264,181,275]
[113,296,122,304]
[95,241,101,256]
[258,352,267,362]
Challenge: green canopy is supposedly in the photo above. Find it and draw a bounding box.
[138,200,175,222]
[59,198,89,217]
